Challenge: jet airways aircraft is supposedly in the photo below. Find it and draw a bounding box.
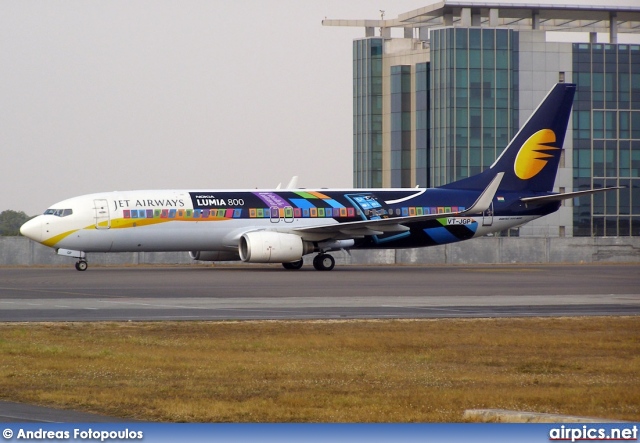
[20,83,617,271]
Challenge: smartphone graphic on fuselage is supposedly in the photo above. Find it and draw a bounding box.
[344,193,389,221]
[343,192,410,244]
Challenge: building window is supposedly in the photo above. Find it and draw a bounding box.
[391,65,412,188]
[573,43,640,236]
[430,28,516,186]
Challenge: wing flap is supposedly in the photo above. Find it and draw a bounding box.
[339,228,385,237]
[294,172,504,240]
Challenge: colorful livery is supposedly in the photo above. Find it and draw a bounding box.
[20,83,618,271]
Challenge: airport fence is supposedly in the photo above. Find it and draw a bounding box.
[1,236,639,267]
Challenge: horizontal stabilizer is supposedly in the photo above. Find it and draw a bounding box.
[520,186,622,204]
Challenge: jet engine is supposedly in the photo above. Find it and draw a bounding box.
[239,231,314,263]
[189,251,241,262]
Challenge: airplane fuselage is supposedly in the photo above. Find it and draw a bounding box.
[20,83,589,271]
[22,187,553,256]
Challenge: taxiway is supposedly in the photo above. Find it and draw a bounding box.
[1,264,638,321]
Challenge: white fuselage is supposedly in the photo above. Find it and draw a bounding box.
[20,188,537,256]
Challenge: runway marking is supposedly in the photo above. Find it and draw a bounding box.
[96,300,208,310]
[0,287,106,297]
[94,300,307,315]
[461,268,542,273]
[380,305,467,312]
[213,308,298,314]
[0,413,57,423]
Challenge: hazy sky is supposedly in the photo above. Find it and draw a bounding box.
[2,1,638,215]
[1,0,428,215]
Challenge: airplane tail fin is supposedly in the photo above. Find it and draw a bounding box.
[443,83,576,193]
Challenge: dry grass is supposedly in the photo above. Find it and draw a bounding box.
[0,318,638,422]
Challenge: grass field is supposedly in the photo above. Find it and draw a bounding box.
[0,317,638,422]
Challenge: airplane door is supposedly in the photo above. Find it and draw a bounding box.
[284,206,294,223]
[94,199,111,229]
[270,206,280,223]
[482,202,494,227]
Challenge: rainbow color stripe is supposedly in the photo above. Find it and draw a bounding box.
[123,209,243,220]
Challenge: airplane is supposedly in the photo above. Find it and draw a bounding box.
[20,82,619,271]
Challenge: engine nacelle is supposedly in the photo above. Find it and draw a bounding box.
[239,231,313,263]
[189,251,241,262]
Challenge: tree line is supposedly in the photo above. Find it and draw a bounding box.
[0,210,33,236]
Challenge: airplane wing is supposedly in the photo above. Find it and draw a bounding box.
[293,172,504,241]
[520,186,622,205]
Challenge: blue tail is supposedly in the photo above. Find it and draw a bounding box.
[443,83,576,193]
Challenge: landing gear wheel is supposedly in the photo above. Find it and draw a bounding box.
[75,260,88,271]
[282,259,304,270]
[312,254,335,271]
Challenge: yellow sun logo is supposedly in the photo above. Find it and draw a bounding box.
[514,129,559,180]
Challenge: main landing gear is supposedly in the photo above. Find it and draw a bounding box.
[313,253,335,271]
[75,260,88,271]
[281,253,336,271]
[282,259,304,270]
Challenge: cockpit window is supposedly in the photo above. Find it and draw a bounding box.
[44,208,73,217]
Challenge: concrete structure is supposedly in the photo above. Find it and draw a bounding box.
[2,236,638,267]
[323,1,640,238]
[463,409,631,423]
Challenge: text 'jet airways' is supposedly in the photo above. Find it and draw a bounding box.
[21,83,618,271]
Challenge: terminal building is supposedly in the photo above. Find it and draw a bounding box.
[323,1,640,237]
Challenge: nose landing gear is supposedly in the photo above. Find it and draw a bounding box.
[56,249,88,271]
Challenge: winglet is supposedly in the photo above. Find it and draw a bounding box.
[276,176,299,190]
[462,172,504,215]
[285,176,299,189]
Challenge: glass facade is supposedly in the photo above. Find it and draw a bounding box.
[572,43,640,236]
[416,63,430,188]
[350,26,639,237]
[390,65,412,187]
[430,28,518,187]
[353,38,383,188]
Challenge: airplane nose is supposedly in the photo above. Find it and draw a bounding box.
[20,216,44,242]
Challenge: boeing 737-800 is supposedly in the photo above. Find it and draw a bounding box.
[20,83,617,271]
